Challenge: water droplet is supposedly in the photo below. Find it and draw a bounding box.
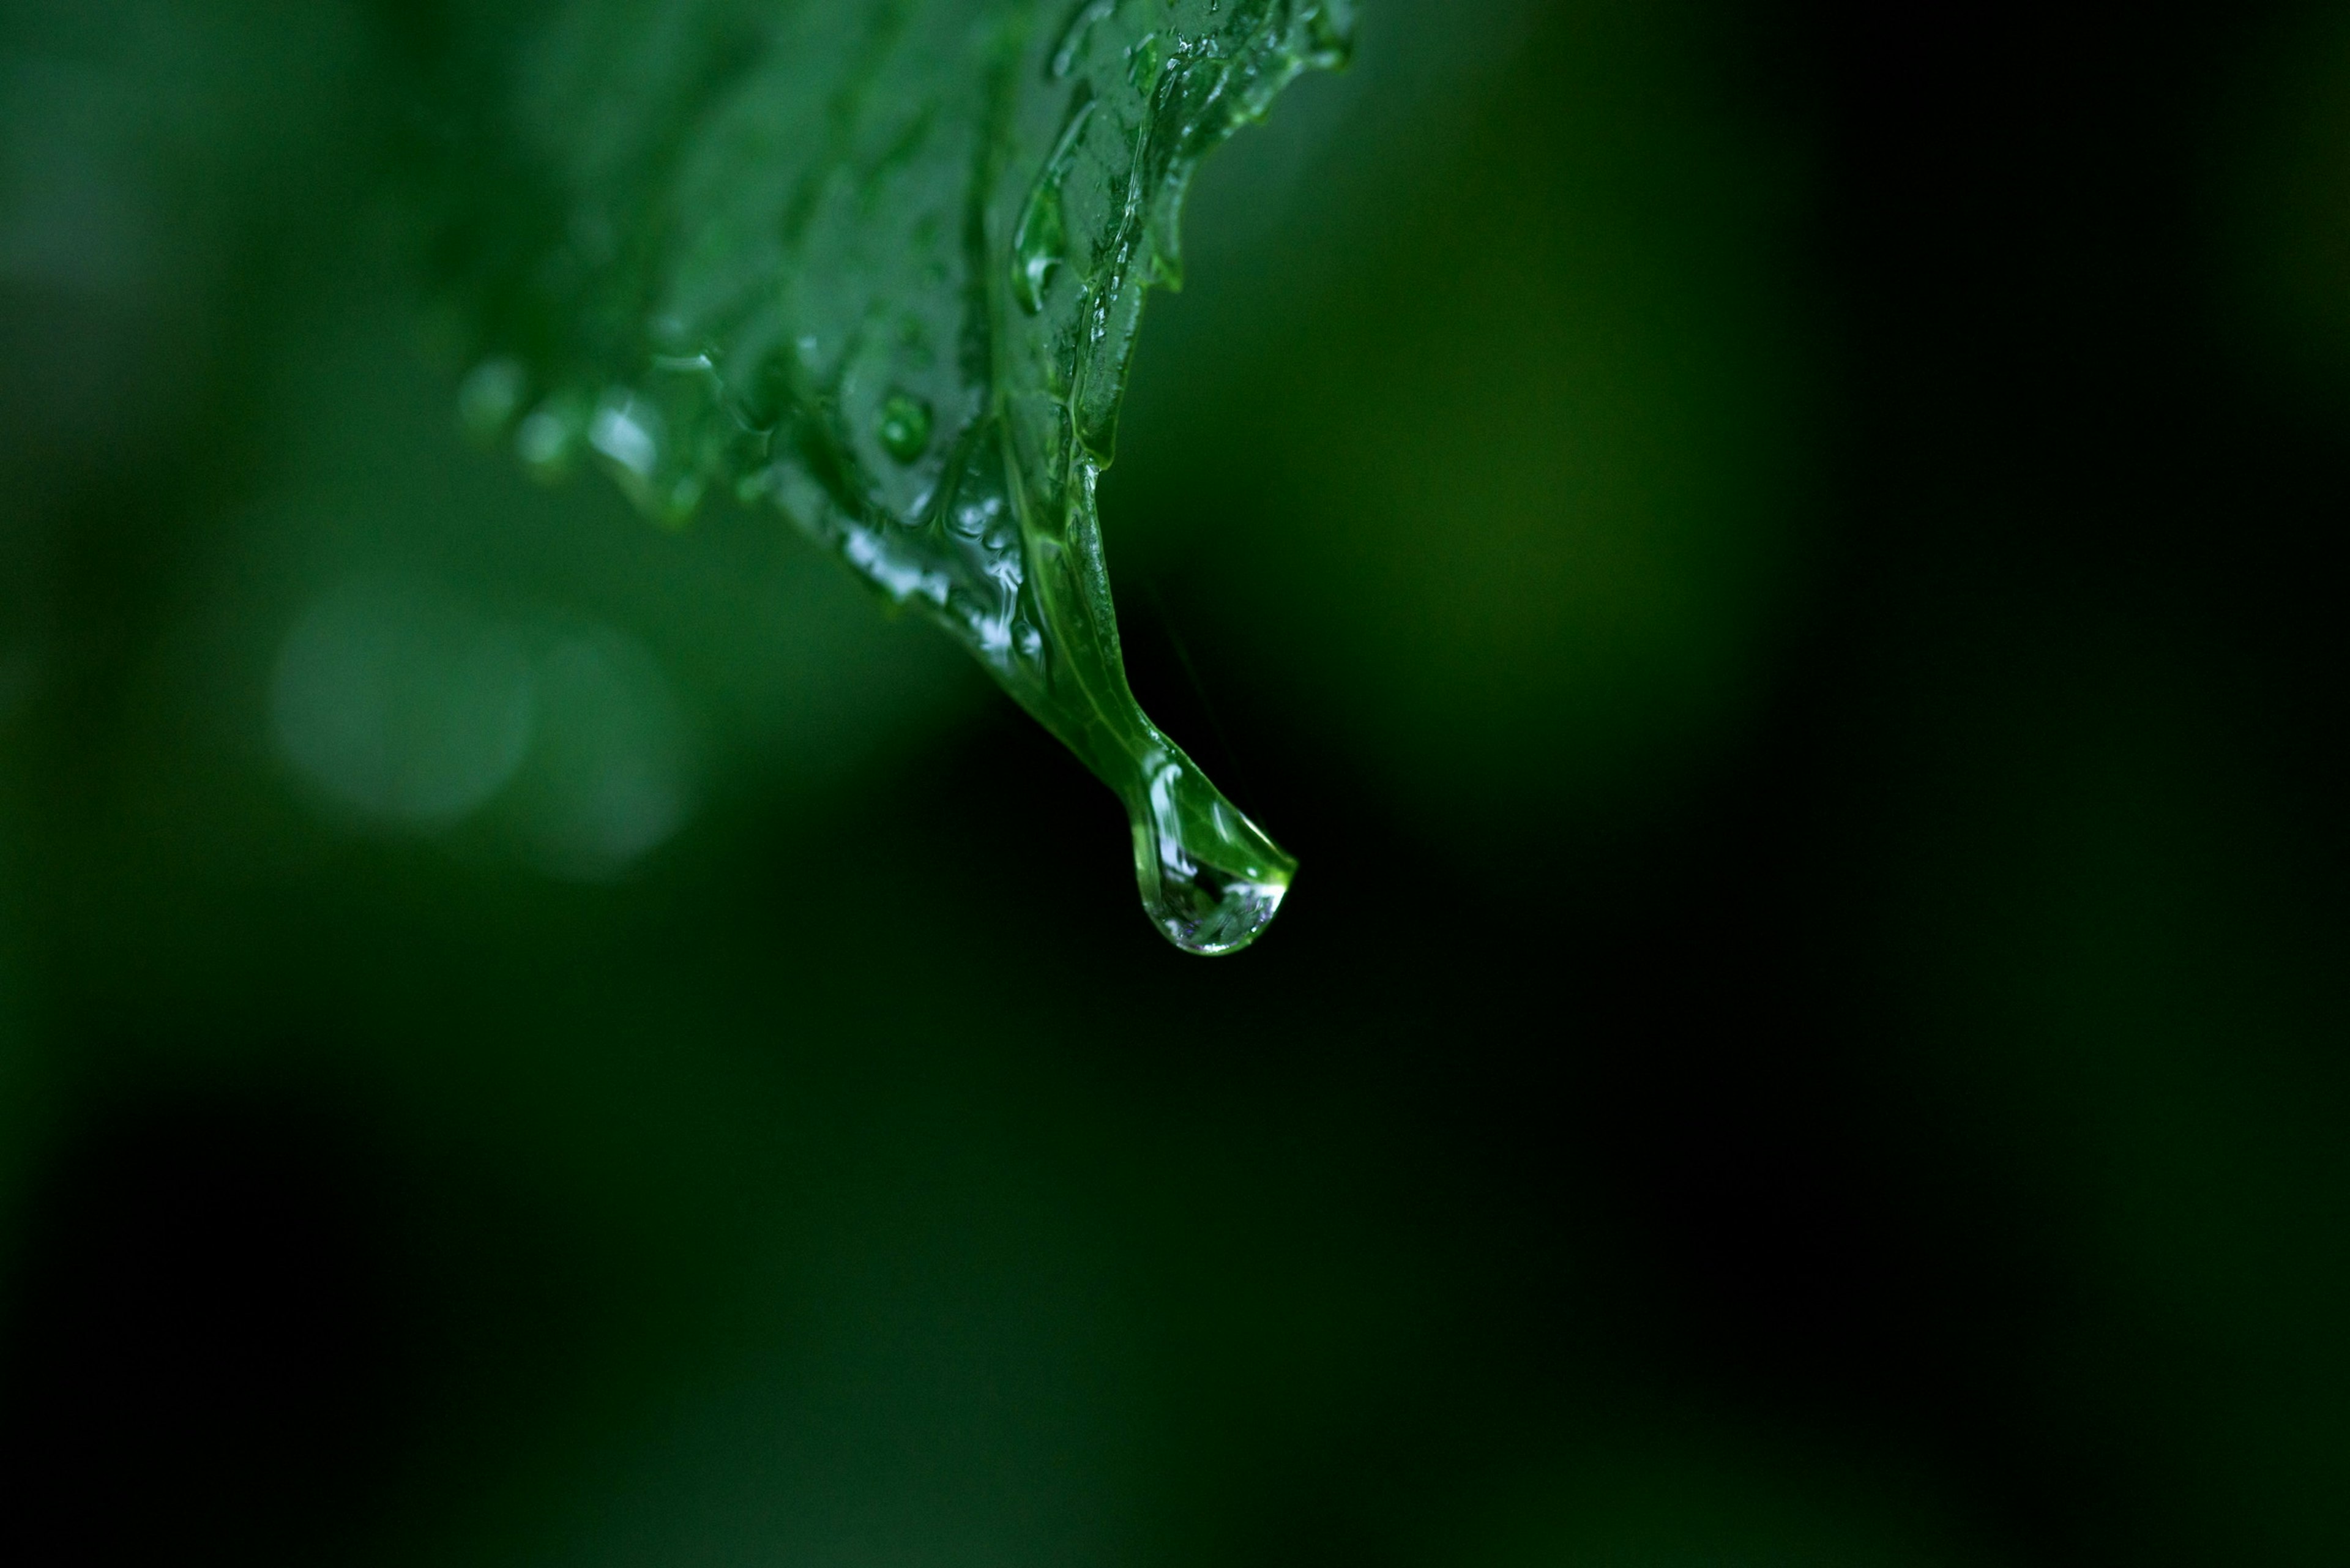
[589,388,705,527]
[1013,183,1067,317]
[1127,753,1295,955]
[515,391,590,479]
[877,390,933,463]
[1013,94,1097,315]
[590,390,662,479]
[458,357,526,442]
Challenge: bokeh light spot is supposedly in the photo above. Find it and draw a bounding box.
[270,575,535,832]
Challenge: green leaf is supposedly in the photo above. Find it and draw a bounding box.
[422,0,1354,952]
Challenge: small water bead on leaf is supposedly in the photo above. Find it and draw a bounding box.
[590,388,707,528]
[1011,172,1067,316]
[951,480,1004,541]
[1013,91,1097,316]
[878,391,933,463]
[433,0,1356,954]
[594,351,753,528]
[589,390,661,480]
[516,391,591,481]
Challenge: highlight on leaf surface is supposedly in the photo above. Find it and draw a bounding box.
[422,0,1356,952]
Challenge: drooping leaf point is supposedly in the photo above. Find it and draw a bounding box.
[432,0,1352,953]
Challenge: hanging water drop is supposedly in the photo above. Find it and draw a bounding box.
[1127,752,1295,955]
[878,391,933,463]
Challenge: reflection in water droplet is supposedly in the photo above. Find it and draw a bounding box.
[272,577,534,831]
[504,627,695,881]
[877,391,933,463]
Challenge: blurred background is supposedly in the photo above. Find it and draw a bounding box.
[2,0,2347,1562]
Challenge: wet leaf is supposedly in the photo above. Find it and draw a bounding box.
[422,0,1353,951]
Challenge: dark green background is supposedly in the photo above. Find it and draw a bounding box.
[3,1,2348,1563]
